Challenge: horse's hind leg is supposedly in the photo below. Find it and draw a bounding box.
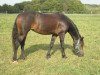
[46,35,57,59]
[20,36,26,60]
[59,33,67,58]
[12,38,20,61]
[18,32,28,60]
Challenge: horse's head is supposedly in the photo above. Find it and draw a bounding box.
[73,37,84,57]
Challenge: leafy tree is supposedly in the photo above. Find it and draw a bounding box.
[2,4,9,13]
[0,5,2,13]
[40,0,63,12]
[0,0,86,13]
[62,0,85,13]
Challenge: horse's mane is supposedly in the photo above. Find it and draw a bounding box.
[65,15,81,40]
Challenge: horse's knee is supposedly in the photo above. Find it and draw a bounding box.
[18,35,24,41]
[18,32,27,42]
[12,38,20,49]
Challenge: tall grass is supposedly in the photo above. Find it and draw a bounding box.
[0,14,100,75]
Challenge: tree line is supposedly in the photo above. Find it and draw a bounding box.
[0,0,99,14]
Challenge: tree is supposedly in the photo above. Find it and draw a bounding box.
[40,0,63,12]
[61,0,85,13]
[0,5,2,13]
[0,0,86,13]
[2,4,9,13]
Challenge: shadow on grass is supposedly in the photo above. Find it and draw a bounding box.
[24,44,74,57]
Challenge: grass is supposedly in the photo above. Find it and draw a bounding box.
[0,13,100,75]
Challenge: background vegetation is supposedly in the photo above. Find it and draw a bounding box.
[0,0,100,14]
[0,14,100,75]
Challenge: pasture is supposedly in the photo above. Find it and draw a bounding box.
[0,14,100,75]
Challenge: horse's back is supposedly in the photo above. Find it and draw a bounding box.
[16,12,69,35]
[32,12,69,35]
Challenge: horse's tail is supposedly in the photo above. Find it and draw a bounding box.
[12,19,17,42]
[12,19,20,56]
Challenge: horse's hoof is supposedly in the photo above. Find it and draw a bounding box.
[46,54,51,59]
[22,57,25,60]
[20,55,26,60]
[62,55,67,59]
[13,61,18,64]
[78,53,84,57]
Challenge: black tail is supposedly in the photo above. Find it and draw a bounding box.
[12,20,20,61]
[12,20,19,47]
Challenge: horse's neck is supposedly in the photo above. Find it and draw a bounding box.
[68,23,81,43]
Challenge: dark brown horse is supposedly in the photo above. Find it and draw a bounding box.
[12,12,84,61]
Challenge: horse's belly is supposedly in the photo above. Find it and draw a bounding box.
[31,21,64,35]
[31,24,52,35]
[32,29,52,35]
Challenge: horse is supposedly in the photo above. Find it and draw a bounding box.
[12,12,84,61]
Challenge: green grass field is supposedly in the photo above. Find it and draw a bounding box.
[0,14,100,75]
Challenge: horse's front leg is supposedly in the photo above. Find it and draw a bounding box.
[59,33,67,58]
[46,35,57,59]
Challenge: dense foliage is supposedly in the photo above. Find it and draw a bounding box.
[0,0,100,14]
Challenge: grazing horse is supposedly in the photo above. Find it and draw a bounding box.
[12,12,84,61]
